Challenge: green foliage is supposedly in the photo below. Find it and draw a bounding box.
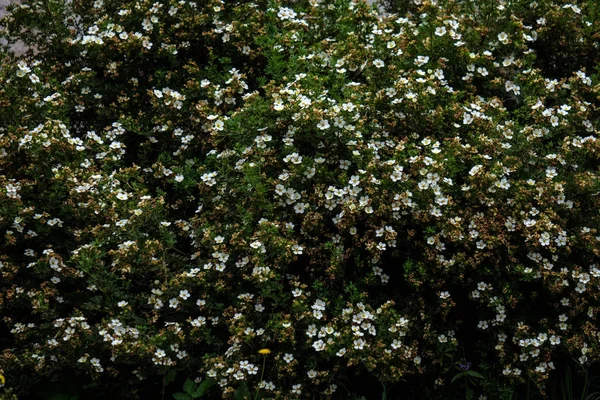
[0,0,600,399]
[172,378,215,400]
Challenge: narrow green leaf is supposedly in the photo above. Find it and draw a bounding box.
[451,372,464,383]
[466,370,484,379]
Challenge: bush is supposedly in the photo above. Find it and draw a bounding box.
[0,0,599,398]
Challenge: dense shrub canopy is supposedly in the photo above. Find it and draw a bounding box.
[0,0,599,399]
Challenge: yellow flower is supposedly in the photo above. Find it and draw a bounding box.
[258,348,271,355]
[0,373,5,386]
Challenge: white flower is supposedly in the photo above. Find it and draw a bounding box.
[90,358,103,372]
[16,61,31,77]
[277,7,297,20]
[342,102,356,112]
[291,384,302,395]
[353,338,366,349]
[539,232,551,246]
[283,353,294,363]
[559,314,568,322]
[414,55,429,66]
[116,192,129,200]
[469,165,483,176]
[435,27,446,36]
[201,172,217,186]
[213,120,225,131]
[294,203,308,214]
[283,152,303,164]
[312,299,326,311]
[298,96,312,108]
[179,290,191,300]
[273,98,284,111]
[312,340,326,351]
[317,119,330,130]
[118,301,128,307]
[373,59,385,68]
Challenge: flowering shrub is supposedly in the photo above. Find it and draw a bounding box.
[1,0,599,398]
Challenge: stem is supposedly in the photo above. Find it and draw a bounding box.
[381,381,387,400]
[168,246,190,257]
[162,370,166,400]
[254,356,267,400]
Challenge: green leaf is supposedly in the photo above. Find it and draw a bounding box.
[173,393,192,400]
[466,370,484,379]
[164,369,177,386]
[192,379,215,398]
[183,379,196,396]
[234,382,250,400]
[451,372,464,383]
